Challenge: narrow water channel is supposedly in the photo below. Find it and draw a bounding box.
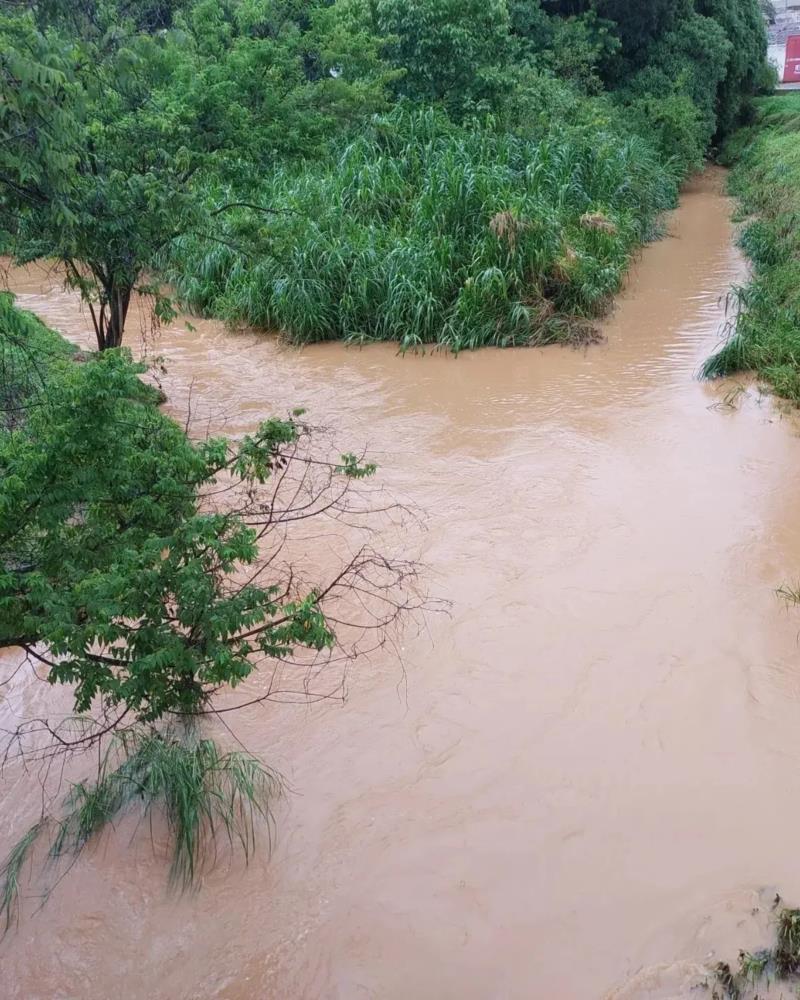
[4,168,800,999]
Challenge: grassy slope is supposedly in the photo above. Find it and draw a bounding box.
[703,93,800,401]
[0,294,169,432]
[0,291,74,427]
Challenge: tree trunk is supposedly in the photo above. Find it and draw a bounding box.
[106,285,131,349]
[93,282,132,351]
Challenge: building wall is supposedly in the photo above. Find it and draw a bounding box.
[769,1,800,87]
[770,0,800,45]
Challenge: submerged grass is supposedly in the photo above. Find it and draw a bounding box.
[709,903,800,998]
[169,105,682,351]
[0,730,281,930]
[703,93,800,401]
[775,907,800,977]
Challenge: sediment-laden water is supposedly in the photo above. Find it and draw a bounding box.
[3,168,800,999]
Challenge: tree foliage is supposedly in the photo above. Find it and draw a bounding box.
[696,0,770,138]
[524,0,767,145]
[375,0,514,117]
[0,339,411,727]
[0,296,416,915]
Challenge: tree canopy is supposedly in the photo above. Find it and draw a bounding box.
[0,333,410,729]
[0,1,392,349]
[0,298,416,918]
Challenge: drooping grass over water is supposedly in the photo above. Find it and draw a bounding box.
[0,730,280,929]
[703,94,800,401]
[170,106,682,351]
[0,822,45,931]
[708,901,800,998]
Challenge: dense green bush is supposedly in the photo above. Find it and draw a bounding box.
[542,0,766,136]
[376,0,514,118]
[620,12,732,148]
[169,102,680,351]
[696,0,769,138]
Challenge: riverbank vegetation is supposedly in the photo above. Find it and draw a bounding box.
[703,93,800,402]
[0,292,73,428]
[1,0,769,351]
[161,0,770,348]
[172,105,680,350]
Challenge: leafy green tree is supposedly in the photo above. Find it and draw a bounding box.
[511,2,620,92]
[0,2,392,350]
[541,0,765,121]
[547,11,620,92]
[623,11,731,147]
[610,0,765,156]
[25,0,190,34]
[376,0,514,117]
[0,13,227,349]
[508,0,552,54]
[593,0,681,66]
[0,309,414,919]
[0,16,77,220]
[308,0,401,116]
[542,0,680,62]
[696,0,767,138]
[0,346,404,722]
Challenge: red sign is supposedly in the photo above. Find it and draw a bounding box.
[784,35,800,83]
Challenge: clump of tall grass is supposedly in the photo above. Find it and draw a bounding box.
[708,902,800,998]
[703,94,800,402]
[170,104,680,351]
[1,728,280,930]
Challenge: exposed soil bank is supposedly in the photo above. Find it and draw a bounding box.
[3,168,800,999]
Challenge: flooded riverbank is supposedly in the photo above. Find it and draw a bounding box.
[3,167,800,998]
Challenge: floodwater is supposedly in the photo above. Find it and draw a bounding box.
[4,168,800,999]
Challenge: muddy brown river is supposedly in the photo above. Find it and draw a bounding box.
[4,168,800,998]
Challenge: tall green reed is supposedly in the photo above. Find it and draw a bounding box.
[171,105,680,351]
